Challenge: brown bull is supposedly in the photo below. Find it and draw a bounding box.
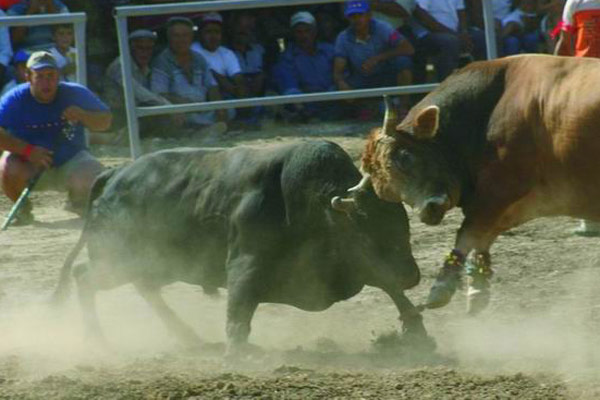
[358,54,600,313]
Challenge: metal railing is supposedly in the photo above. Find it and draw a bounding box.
[0,12,87,85]
[115,0,498,159]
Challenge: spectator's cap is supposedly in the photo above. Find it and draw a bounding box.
[129,29,157,41]
[12,50,29,65]
[344,0,370,16]
[290,11,315,28]
[201,12,223,26]
[26,51,58,71]
[167,16,194,29]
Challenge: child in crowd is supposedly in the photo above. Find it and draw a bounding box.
[0,50,28,96]
[48,23,76,81]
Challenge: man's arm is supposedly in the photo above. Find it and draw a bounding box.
[62,106,112,131]
[207,86,227,122]
[333,57,352,91]
[413,5,455,33]
[212,71,237,96]
[0,126,53,168]
[554,31,573,56]
[371,0,410,18]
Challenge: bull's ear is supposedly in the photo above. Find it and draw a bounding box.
[413,105,440,139]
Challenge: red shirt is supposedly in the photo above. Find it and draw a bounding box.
[561,0,600,57]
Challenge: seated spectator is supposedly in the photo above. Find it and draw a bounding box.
[334,1,414,116]
[191,13,246,107]
[1,50,28,96]
[104,29,183,138]
[273,11,341,122]
[151,16,227,137]
[500,0,541,55]
[412,0,485,81]
[229,12,265,93]
[48,24,76,82]
[0,8,13,86]
[228,11,266,128]
[8,0,69,51]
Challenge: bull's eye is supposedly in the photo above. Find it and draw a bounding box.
[394,150,415,171]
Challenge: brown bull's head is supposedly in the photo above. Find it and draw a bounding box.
[357,96,461,226]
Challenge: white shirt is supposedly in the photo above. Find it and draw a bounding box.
[492,0,512,20]
[416,0,465,32]
[49,46,76,82]
[372,0,416,28]
[191,43,241,78]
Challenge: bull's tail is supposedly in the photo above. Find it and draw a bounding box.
[50,167,118,306]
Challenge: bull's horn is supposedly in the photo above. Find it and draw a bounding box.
[382,95,398,135]
[331,196,357,213]
[347,174,371,193]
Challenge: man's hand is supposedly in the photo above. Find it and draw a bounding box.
[62,106,86,124]
[171,113,186,127]
[27,0,43,14]
[361,56,381,75]
[28,145,53,169]
[459,32,473,53]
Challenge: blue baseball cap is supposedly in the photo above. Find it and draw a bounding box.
[344,0,370,17]
[12,50,29,65]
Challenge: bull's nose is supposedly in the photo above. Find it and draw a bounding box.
[419,196,449,226]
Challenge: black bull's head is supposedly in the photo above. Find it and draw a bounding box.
[352,96,462,226]
[329,178,420,290]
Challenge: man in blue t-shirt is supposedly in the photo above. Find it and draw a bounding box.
[334,1,414,89]
[273,11,341,122]
[0,51,112,225]
[334,0,415,117]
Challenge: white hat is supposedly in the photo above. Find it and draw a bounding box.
[290,11,316,28]
[201,12,223,26]
[128,29,157,41]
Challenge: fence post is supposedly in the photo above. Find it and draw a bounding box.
[115,15,142,159]
[482,0,498,60]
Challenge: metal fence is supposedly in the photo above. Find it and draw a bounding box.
[0,12,87,86]
[115,0,497,159]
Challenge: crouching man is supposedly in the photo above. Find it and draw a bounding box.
[0,51,112,225]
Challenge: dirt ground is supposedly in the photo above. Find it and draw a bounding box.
[1,120,599,399]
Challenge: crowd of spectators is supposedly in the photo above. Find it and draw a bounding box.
[0,0,567,136]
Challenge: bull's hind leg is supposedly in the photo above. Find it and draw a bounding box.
[134,282,202,348]
[74,262,109,346]
[224,255,260,359]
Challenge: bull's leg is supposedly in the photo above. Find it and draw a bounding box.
[464,250,494,315]
[427,193,534,313]
[225,255,260,359]
[388,291,436,351]
[74,262,108,346]
[134,282,202,348]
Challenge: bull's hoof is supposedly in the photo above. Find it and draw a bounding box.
[426,269,462,309]
[224,342,264,363]
[403,332,437,353]
[466,275,491,315]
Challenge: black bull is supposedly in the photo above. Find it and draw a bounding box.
[53,140,431,355]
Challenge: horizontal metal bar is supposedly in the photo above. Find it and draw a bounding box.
[0,12,86,27]
[115,0,343,18]
[136,84,439,117]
